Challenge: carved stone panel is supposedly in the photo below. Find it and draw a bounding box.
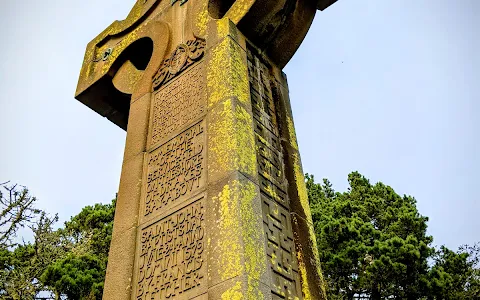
[136,197,206,300]
[262,196,302,299]
[144,121,206,218]
[153,37,205,91]
[150,61,206,148]
[248,47,302,299]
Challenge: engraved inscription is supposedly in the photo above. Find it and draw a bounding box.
[150,62,206,147]
[136,199,206,300]
[145,121,205,217]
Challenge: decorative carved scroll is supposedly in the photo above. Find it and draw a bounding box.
[153,37,205,91]
[136,198,206,300]
[145,121,206,218]
[150,62,206,148]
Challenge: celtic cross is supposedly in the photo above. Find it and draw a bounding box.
[75,1,338,299]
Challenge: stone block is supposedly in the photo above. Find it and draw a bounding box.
[112,153,143,236]
[205,36,250,109]
[123,93,151,160]
[206,172,270,288]
[207,97,257,185]
[148,61,207,151]
[102,227,137,300]
[207,275,272,300]
[290,214,328,300]
[206,18,247,52]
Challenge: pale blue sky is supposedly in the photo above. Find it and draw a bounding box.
[0,0,478,250]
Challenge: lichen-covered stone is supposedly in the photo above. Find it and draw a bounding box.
[74,1,340,299]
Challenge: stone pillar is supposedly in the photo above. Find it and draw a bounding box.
[74,1,336,299]
[104,19,326,300]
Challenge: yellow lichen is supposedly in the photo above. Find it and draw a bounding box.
[214,180,265,299]
[292,152,312,222]
[100,25,143,75]
[224,0,256,24]
[217,18,230,39]
[78,0,148,84]
[296,246,312,300]
[214,183,244,280]
[195,0,209,37]
[222,281,243,300]
[208,99,256,178]
[289,123,328,298]
[239,181,265,299]
[255,133,271,149]
[296,242,326,300]
[264,184,281,204]
[308,223,328,297]
[286,116,299,150]
[207,37,249,107]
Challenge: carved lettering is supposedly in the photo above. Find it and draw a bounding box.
[145,121,205,217]
[136,199,206,300]
[150,62,206,147]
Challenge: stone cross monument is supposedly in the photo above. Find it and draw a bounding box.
[75,0,338,299]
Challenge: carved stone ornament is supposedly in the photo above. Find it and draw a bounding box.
[152,37,205,91]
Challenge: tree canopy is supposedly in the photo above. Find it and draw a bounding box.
[0,182,115,300]
[40,200,115,299]
[0,182,41,247]
[307,172,480,299]
[0,175,478,299]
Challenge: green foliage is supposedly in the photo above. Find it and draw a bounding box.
[41,254,104,300]
[0,243,39,299]
[307,172,479,299]
[40,199,116,299]
[61,200,116,263]
[0,182,115,299]
[428,244,480,299]
[0,181,61,299]
[2,175,479,299]
[0,212,63,299]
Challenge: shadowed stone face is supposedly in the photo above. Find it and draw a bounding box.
[75,0,338,299]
